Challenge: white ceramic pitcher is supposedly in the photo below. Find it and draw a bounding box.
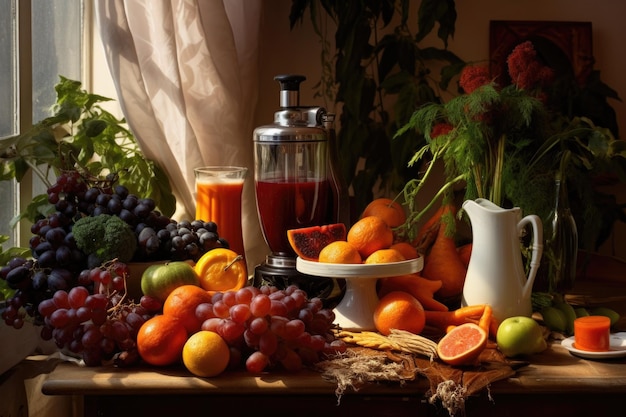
[461,198,543,322]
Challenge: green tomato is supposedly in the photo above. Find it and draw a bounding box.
[140,261,199,302]
[496,316,547,358]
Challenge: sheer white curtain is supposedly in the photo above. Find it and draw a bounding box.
[94,0,267,271]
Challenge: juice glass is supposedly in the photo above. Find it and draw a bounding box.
[194,166,248,256]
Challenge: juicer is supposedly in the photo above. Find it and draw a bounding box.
[252,74,348,303]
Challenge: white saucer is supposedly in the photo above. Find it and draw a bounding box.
[561,332,626,359]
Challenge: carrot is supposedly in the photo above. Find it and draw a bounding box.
[457,242,472,268]
[378,274,449,312]
[421,206,467,298]
[413,203,448,253]
[478,304,492,334]
[424,304,487,330]
[488,316,499,339]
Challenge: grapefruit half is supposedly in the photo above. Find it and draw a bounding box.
[436,322,488,366]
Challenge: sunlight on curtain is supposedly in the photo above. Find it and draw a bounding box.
[94,0,267,271]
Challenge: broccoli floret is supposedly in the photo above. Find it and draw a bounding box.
[72,214,137,263]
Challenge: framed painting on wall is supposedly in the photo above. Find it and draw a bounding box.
[489,20,594,87]
[488,20,621,136]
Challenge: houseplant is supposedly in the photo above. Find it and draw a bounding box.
[0,76,176,225]
[0,77,223,366]
[396,41,625,292]
[289,0,464,216]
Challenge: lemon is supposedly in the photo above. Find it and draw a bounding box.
[182,330,230,377]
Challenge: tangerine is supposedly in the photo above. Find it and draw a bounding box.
[347,216,394,259]
[318,241,362,264]
[361,198,407,228]
[436,322,488,366]
[136,314,188,366]
[390,242,419,260]
[194,248,248,295]
[373,291,425,336]
[364,248,406,264]
[182,330,230,377]
[163,284,213,334]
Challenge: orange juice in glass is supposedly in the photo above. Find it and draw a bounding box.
[194,166,248,256]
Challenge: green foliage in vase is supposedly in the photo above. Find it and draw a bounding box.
[0,76,176,225]
[396,41,625,252]
[289,0,464,215]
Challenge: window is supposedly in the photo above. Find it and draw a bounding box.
[0,0,86,249]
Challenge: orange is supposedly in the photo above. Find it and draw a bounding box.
[194,248,248,295]
[163,284,213,334]
[182,330,230,377]
[318,241,362,264]
[373,290,426,336]
[364,248,405,264]
[347,216,394,259]
[360,198,406,228]
[436,322,488,366]
[390,242,419,260]
[136,314,188,366]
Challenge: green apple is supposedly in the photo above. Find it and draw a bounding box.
[496,316,547,358]
[140,261,199,302]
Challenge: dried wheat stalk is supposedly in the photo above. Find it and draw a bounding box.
[335,328,438,360]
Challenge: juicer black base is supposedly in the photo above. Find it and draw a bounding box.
[253,253,345,309]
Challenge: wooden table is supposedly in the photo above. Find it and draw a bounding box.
[41,254,626,417]
[41,339,626,417]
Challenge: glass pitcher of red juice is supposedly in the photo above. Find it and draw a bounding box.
[253,75,336,257]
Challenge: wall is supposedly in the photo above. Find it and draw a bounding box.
[256,0,625,134]
[256,0,626,259]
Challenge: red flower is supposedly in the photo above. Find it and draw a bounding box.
[459,65,491,94]
[507,41,554,91]
[431,123,454,138]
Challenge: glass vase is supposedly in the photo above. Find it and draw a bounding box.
[545,177,578,293]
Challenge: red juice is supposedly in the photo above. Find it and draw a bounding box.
[256,179,331,255]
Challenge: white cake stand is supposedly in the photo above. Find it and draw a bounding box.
[296,257,423,331]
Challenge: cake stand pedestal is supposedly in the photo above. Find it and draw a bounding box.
[296,257,423,331]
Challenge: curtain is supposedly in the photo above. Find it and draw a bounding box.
[94,0,267,271]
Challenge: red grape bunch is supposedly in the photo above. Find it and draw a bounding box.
[196,284,347,373]
[1,170,229,333]
[37,261,161,367]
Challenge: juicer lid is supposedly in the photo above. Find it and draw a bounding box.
[254,74,328,143]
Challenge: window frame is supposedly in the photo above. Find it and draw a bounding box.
[10,0,93,249]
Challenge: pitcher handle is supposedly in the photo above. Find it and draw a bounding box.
[518,214,543,292]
